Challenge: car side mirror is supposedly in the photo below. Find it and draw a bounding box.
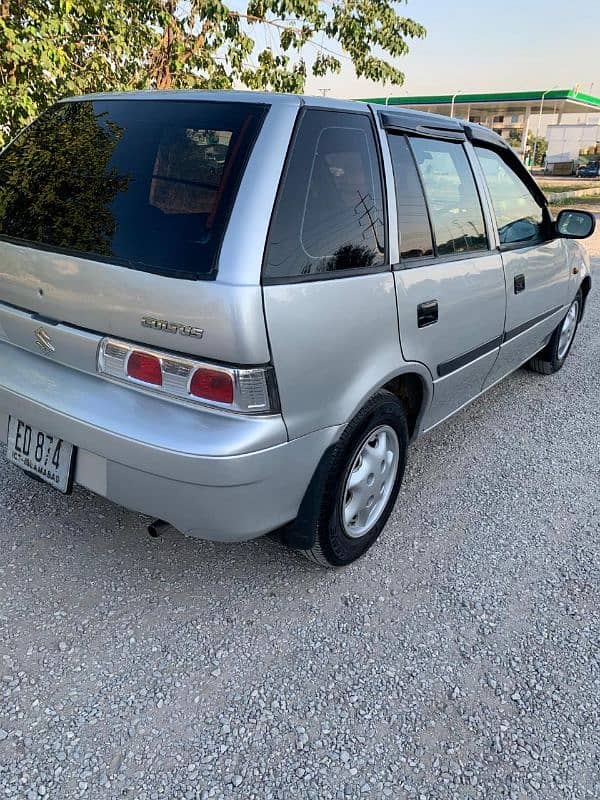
[555,209,596,239]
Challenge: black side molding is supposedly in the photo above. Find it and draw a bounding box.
[437,336,503,378]
[436,305,564,378]
[503,305,562,343]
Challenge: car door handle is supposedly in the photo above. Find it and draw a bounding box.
[514,274,526,294]
[417,299,438,328]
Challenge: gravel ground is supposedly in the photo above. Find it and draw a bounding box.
[1,264,599,799]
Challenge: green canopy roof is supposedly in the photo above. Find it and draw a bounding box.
[359,89,600,114]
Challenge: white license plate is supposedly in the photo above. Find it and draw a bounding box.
[6,417,75,494]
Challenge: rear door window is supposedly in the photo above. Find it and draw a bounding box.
[409,137,488,257]
[387,133,434,260]
[0,100,267,279]
[263,109,386,280]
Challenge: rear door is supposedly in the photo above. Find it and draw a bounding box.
[385,128,506,429]
[473,145,571,386]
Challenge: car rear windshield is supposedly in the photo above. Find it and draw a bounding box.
[0,99,267,279]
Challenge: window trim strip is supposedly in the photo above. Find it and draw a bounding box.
[393,247,494,270]
[262,263,391,286]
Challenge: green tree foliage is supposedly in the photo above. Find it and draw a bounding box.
[507,130,548,165]
[0,0,426,146]
[527,134,548,167]
[0,1,156,146]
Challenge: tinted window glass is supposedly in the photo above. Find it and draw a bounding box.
[0,100,266,278]
[387,133,433,260]
[410,138,488,256]
[264,110,385,279]
[475,146,544,245]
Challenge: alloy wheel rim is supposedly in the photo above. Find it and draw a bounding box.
[341,425,400,539]
[557,300,579,361]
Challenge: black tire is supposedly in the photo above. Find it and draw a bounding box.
[289,390,408,568]
[527,292,582,375]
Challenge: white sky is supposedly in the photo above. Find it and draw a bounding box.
[302,0,600,101]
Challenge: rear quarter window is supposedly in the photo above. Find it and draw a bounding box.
[263,109,386,281]
[0,100,267,279]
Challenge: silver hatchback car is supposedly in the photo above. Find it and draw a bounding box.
[0,91,594,566]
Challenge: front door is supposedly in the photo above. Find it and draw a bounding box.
[473,145,571,386]
[386,132,506,430]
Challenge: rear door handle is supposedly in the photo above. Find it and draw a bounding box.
[514,274,526,294]
[417,299,438,328]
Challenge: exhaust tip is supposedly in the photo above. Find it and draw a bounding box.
[148,519,170,538]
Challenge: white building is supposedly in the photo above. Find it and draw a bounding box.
[545,123,600,172]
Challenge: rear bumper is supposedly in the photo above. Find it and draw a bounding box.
[0,342,340,541]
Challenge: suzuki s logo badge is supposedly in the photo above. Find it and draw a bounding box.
[141,317,204,339]
[34,327,55,354]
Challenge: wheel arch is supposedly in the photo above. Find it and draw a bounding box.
[380,367,433,440]
[579,275,592,319]
[278,367,433,553]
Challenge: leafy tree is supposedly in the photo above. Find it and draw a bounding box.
[507,130,547,165]
[0,0,426,147]
[527,133,547,167]
[0,1,156,147]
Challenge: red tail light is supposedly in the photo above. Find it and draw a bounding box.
[127,351,163,386]
[190,367,234,404]
[98,339,275,413]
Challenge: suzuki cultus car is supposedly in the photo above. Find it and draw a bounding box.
[0,92,594,565]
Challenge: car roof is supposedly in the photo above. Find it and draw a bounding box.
[60,89,507,146]
[60,89,356,112]
[55,90,464,122]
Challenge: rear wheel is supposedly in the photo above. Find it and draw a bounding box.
[297,391,408,567]
[527,292,581,375]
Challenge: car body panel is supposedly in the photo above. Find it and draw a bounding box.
[0,340,342,539]
[263,272,406,439]
[0,240,272,364]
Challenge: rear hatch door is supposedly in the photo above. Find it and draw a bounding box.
[0,96,270,366]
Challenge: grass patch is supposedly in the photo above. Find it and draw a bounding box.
[549,194,600,210]
[538,181,599,193]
